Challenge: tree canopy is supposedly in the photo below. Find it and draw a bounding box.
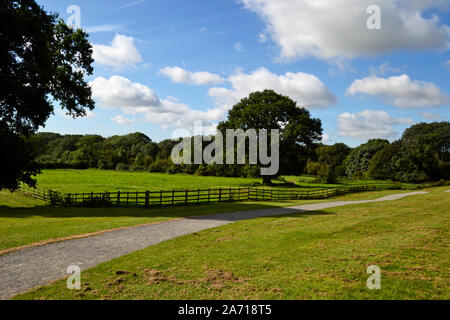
[1,0,94,190]
[217,90,323,184]
[345,139,390,178]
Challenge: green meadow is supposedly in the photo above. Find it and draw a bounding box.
[14,186,449,300]
[32,169,401,193]
[0,187,410,251]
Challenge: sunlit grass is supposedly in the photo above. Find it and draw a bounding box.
[14,187,449,300]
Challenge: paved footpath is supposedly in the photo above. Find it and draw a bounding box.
[0,191,428,299]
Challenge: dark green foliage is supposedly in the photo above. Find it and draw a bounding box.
[368,141,401,180]
[306,161,321,175]
[34,132,160,171]
[392,122,449,182]
[366,122,450,182]
[218,90,323,184]
[316,143,351,168]
[345,139,390,178]
[1,0,94,190]
[316,163,337,184]
[315,143,351,179]
[116,163,130,171]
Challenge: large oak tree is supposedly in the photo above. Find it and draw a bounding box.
[0,0,94,190]
[218,90,323,185]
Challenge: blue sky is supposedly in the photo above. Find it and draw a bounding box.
[38,0,449,146]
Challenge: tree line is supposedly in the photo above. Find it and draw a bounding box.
[29,120,449,183]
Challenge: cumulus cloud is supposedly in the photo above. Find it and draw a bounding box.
[91,76,160,111]
[110,115,134,125]
[90,76,225,129]
[209,67,337,109]
[93,34,142,67]
[338,110,414,140]
[91,68,336,130]
[240,0,450,61]
[159,66,225,85]
[347,74,449,108]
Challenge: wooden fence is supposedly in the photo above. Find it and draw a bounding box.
[17,183,402,208]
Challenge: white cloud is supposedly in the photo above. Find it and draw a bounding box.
[258,33,268,43]
[92,68,336,131]
[234,42,244,52]
[85,25,124,33]
[109,0,147,12]
[240,0,450,61]
[90,76,225,129]
[321,134,332,144]
[110,115,134,125]
[347,74,449,108]
[209,67,337,109]
[159,66,225,85]
[445,60,450,70]
[91,76,160,111]
[402,0,449,11]
[338,110,414,140]
[93,34,142,67]
[419,112,441,121]
[369,62,403,76]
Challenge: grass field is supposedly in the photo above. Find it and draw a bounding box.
[13,186,449,300]
[33,169,267,193]
[32,169,399,193]
[0,188,412,252]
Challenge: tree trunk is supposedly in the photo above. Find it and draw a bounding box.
[262,176,272,186]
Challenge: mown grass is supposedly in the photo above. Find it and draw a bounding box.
[0,188,413,252]
[33,169,267,193]
[13,186,449,300]
[34,169,399,193]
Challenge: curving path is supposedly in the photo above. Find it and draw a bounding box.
[0,191,428,299]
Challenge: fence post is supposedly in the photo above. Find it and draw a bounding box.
[185,190,188,204]
[68,193,71,205]
[117,191,120,207]
[145,191,149,207]
[172,190,175,205]
[127,191,129,207]
[160,190,163,205]
[197,189,200,203]
[208,188,211,203]
[219,188,222,202]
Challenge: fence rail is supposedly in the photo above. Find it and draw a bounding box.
[17,183,402,208]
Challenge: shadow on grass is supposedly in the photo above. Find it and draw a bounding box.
[0,201,327,220]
